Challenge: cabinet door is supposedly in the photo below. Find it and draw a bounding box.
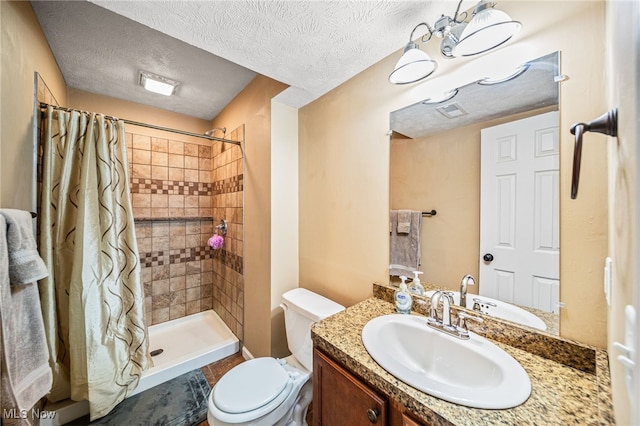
[401,413,423,426]
[313,348,387,426]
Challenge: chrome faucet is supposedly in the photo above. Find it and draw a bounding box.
[427,290,456,331]
[428,291,442,323]
[427,289,482,340]
[440,292,455,329]
[459,274,476,307]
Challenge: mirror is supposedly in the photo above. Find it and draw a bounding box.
[389,52,560,335]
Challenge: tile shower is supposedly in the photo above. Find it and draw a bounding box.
[127,127,245,341]
[36,74,245,341]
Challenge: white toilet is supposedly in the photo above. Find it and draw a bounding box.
[207,288,345,426]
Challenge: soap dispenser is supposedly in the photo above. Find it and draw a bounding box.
[395,276,412,314]
[408,271,425,296]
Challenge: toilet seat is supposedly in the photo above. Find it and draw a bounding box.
[210,357,294,423]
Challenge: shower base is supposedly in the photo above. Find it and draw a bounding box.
[41,310,240,425]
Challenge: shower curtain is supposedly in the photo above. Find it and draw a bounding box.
[38,106,151,420]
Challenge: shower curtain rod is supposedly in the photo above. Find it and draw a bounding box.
[38,103,241,146]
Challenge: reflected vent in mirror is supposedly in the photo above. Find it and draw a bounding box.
[436,102,468,119]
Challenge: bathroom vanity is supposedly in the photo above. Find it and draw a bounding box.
[311,287,613,425]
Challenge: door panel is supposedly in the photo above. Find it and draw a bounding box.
[480,111,560,311]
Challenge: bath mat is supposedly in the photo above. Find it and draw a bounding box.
[69,369,210,426]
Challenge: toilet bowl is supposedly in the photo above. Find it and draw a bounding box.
[207,288,344,426]
[207,356,311,426]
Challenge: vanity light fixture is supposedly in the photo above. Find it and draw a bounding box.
[139,70,180,96]
[389,0,521,85]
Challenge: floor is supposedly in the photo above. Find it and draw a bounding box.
[197,353,313,426]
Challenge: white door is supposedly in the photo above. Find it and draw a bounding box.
[606,0,639,422]
[480,111,560,312]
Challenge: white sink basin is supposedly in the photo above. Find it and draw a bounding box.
[425,291,547,331]
[361,314,531,409]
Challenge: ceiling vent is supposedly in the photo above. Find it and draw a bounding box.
[436,102,468,119]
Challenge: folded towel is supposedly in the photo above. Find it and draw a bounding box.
[397,210,412,234]
[0,209,48,285]
[0,214,53,415]
[389,210,422,277]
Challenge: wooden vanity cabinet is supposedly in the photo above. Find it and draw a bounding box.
[313,348,387,425]
[313,348,429,426]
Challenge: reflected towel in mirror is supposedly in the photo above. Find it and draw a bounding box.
[397,210,412,234]
[389,210,422,276]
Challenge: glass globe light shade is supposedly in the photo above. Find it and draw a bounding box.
[452,7,521,57]
[389,42,438,84]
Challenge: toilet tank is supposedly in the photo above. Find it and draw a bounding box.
[281,288,345,371]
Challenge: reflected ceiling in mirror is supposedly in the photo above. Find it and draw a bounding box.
[390,52,559,138]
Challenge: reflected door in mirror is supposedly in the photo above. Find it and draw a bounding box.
[479,111,560,313]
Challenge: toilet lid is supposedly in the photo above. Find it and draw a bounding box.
[213,357,291,414]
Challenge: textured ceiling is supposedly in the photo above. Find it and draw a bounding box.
[390,52,560,138]
[31,1,257,120]
[31,0,469,119]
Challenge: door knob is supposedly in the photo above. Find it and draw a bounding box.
[366,408,379,423]
[483,253,494,262]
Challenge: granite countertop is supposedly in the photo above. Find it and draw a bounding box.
[311,297,614,426]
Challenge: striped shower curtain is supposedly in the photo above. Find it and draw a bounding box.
[38,106,151,420]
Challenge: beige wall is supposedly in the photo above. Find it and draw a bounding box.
[211,75,288,357]
[67,88,211,139]
[270,101,299,357]
[299,1,608,347]
[390,107,555,293]
[0,1,67,210]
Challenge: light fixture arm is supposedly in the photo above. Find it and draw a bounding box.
[450,0,467,24]
[408,22,435,44]
[407,1,468,45]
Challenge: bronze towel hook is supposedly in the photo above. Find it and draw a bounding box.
[570,108,618,199]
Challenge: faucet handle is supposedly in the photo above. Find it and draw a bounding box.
[456,311,484,338]
[472,297,497,312]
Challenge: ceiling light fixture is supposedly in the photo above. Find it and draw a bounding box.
[139,70,180,96]
[389,0,521,85]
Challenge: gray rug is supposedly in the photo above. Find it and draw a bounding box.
[67,369,210,426]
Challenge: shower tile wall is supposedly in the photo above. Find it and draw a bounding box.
[211,126,244,340]
[127,127,244,341]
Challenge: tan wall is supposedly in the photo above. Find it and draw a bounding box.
[390,107,555,293]
[299,1,608,347]
[67,88,211,139]
[0,1,67,210]
[211,75,288,357]
[270,101,299,357]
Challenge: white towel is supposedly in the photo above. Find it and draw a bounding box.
[0,211,53,416]
[389,210,422,276]
[0,209,48,285]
